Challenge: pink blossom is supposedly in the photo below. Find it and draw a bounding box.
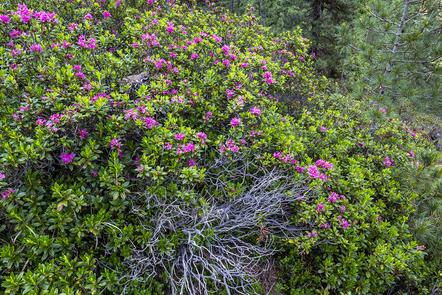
[212,34,222,43]
[407,151,415,158]
[166,22,174,34]
[328,192,338,203]
[0,172,5,180]
[341,219,350,230]
[197,132,207,143]
[383,156,394,167]
[30,44,43,53]
[379,107,387,114]
[110,138,121,150]
[273,152,282,159]
[9,29,21,39]
[190,52,199,60]
[308,165,320,179]
[2,188,15,199]
[295,166,305,173]
[307,231,318,238]
[319,173,328,182]
[319,126,328,132]
[263,71,273,84]
[84,13,93,20]
[102,11,111,19]
[144,117,158,129]
[164,142,173,150]
[188,159,196,167]
[0,15,11,24]
[183,143,195,153]
[226,89,235,99]
[175,133,185,141]
[315,159,333,170]
[340,205,346,213]
[88,38,96,49]
[36,117,46,126]
[79,129,89,139]
[316,202,325,213]
[250,107,261,117]
[60,152,75,164]
[205,111,213,121]
[230,117,241,128]
[320,223,330,229]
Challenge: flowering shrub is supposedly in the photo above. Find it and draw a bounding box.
[0,0,439,294]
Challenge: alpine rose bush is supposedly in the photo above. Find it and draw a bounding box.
[0,0,439,294]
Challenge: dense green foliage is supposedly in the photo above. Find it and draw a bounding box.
[211,0,442,119]
[0,0,440,294]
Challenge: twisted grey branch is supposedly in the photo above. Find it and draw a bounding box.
[125,163,314,295]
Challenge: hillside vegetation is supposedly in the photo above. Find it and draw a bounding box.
[0,1,440,294]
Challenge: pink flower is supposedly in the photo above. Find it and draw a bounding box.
[339,205,346,213]
[164,142,173,150]
[188,159,196,167]
[88,38,96,49]
[212,34,222,43]
[2,188,15,199]
[197,132,207,143]
[316,159,333,170]
[84,13,93,20]
[221,44,230,55]
[226,89,235,99]
[36,117,46,126]
[319,126,328,132]
[166,22,174,34]
[102,11,111,19]
[273,152,282,159]
[190,52,199,60]
[230,117,241,128]
[316,203,325,213]
[0,172,5,180]
[263,71,273,84]
[0,15,10,24]
[250,106,261,117]
[308,165,320,179]
[319,173,328,182]
[175,133,185,141]
[10,29,21,39]
[205,111,213,121]
[60,152,75,164]
[144,117,158,129]
[307,231,318,238]
[341,219,350,230]
[30,44,43,53]
[407,151,415,158]
[110,138,122,150]
[79,129,89,139]
[295,166,305,173]
[183,143,195,153]
[320,223,330,229]
[383,156,394,167]
[328,192,338,203]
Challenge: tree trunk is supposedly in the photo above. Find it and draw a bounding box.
[382,0,410,95]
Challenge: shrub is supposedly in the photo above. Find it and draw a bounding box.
[0,1,439,294]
